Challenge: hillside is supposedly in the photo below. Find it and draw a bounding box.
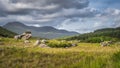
[65,27,120,43]
[0,38,120,68]
[0,26,17,38]
[3,22,79,39]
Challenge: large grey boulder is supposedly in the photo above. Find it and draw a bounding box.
[14,31,32,40]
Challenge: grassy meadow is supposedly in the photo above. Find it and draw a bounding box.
[0,38,120,68]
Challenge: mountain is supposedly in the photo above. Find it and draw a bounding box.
[3,22,79,39]
[65,27,120,43]
[0,26,17,38]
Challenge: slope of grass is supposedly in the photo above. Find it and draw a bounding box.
[0,26,17,38]
[65,27,120,43]
[0,38,120,68]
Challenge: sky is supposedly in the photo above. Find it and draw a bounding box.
[0,0,120,33]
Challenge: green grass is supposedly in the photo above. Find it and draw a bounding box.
[0,38,120,68]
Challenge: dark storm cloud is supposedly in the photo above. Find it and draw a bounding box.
[0,0,89,17]
[11,0,89,9]
[0,9,32,16]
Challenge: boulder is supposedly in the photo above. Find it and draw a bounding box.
[14,35,21,40]
[41,39,47,44]
[39,44,49,48]
[71,43,77,47]
[34,40,41,46]
[24,40,30,44]
[100,41,113,47]
[100,42,108,47]
[14,31,32,40]
[21,33,32,40]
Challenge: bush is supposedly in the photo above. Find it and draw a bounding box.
[47,40,72,48]
[85,37,102,43]
[84,37,119,43]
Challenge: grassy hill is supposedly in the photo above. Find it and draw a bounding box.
[0,26,17,38]
[64,27,120,43]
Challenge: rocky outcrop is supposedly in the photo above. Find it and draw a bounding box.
[14,31,32,40]
[100,41,113,47]
[34,39,49,48]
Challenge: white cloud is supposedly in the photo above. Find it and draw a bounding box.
[27,24,41,27]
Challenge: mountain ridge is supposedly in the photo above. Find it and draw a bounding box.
[3,22,79,39]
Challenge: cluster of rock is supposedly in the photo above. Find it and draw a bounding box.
[100,41,113,47]
[14,31,32,40]
[34,39,49,48]
[14,31,50,47]
[14,31,32,44]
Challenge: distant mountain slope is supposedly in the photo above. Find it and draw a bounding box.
[65,27,120,42]
[3,22,79,39]
[0,26,17,38]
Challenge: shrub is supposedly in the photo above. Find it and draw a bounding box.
[85,37,102,43]
[84,36,119,43]
[47,40,72,48]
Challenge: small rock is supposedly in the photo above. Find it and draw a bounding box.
[34,40,41,46]
[24,40,30,44]
[41,39,47,44]
[71,43,77,47]
[39,44,48,48]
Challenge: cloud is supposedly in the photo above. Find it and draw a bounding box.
[57,8,120,33]
[0,0,92,27]
[90,0,120,9]
[0,0,89,16]
[0,0,120,33]
[11,0,89,9]
[0,0,91,26]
